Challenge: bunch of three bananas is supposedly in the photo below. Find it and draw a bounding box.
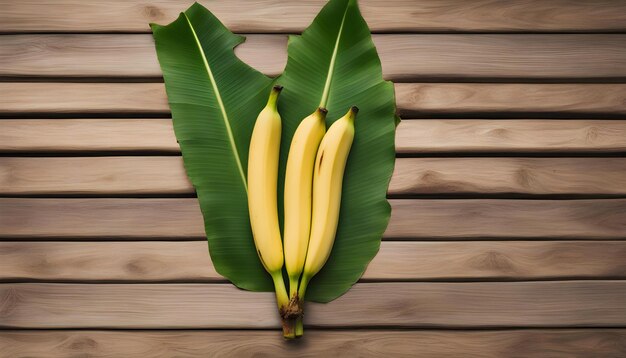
[247,85,357,338]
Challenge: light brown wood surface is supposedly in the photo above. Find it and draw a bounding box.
[2,157,625,196]
[2,0,625,355]
[399,83,626,116]
[396,119,626,154]
[387,199,626,240]
[3,34,626,80]
[0,119,180,153]
[393,158,626,196]
[1,198,624,240]
[2,281,626,328]
[3,82,626,116]
[1,329,625,358]
[2,241,625,282]
[3,118,626,154]
[2,0,626,33]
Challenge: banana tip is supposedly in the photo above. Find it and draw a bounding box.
[273,85,284,92]
[351,106,359,114]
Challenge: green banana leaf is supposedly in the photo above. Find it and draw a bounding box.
[275,0,398,302]
[151,3,274,291]
[151,0,397,303]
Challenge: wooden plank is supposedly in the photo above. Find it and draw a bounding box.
[397,119,626,154]
[0,119,179,153]
[1,330,625,358]
[3,34,626,80]
[391,158,626,196]
[2,241,625,282]
[2,157,625,196]
[0,83,167,115]
[1,281,625,328]
[0,157,191,195]
[399,83,626,117]
[1,0,625,33]
[0,198,624,239]
[0,34,286,78]
[388,199,626,240]
[3,119,626,154]
[3,83,626,116]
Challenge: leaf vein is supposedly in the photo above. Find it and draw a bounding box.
[319,2,350,108]
[184,13,248,192]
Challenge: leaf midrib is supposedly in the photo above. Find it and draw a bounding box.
[184,14,248,192]
[319,2,350,108]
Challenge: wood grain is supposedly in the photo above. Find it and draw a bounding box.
[1,329,625,358]
[2,157,625,196]
[3,34,626,80]
[398,83,626,117]
[1,198,624,239]
[397,119,626,154]
[392,158,626,196]
[0,119,179,153]
[2,281,626,328]
[0,83,167,115]
[3,83,626,116]
[2,241,625,282]
[0,157,191,195]
[2,0,625,33]
[3,119,626,154]
[387,199,626,240]
[1,0,625,354]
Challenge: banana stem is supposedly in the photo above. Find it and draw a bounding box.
[288,275,305,338]
[295,317,304,337]
[294,275,310,338]
[297,275,310,300]
[288,276,300,298]
[271,272,295,339]
[266,85,283,108]
[271,271,289,309]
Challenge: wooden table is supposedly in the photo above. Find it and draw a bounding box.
[1,1,626,356]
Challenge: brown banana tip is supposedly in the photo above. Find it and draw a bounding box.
[273,85,284,91]
[351,106,359,114]
[318,107,328,115]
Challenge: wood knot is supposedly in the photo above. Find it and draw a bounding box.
[485,127,509,138]
[515,168,535,188]
[0,287,22,317]
[585,126,599,142]
[66,336,98,350]
[469,251,516,273]
[420,170,440,183]
[125,257,152,275]
[144,5,164,20]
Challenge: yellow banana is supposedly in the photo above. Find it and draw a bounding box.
[247,85,290,335]
[298,106,358,299]
[283,107,328,298]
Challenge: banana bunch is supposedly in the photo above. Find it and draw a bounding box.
[248,85,357,339]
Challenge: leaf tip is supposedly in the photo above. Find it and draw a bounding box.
[189,2,203,11]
